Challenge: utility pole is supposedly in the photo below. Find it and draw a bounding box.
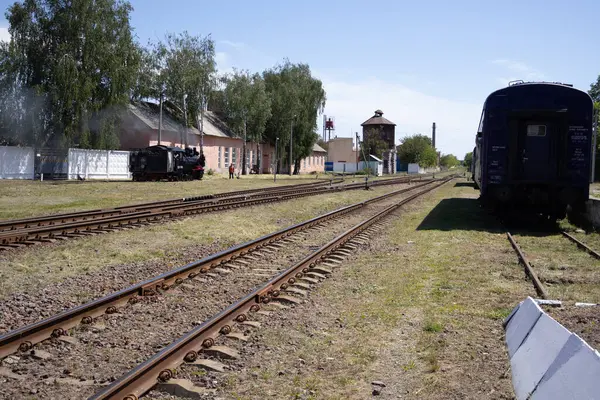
[289,115,295,175]
[274,137,279,182]
[158,91,163,146]
[182,94,188,148]
[242,115,247,175]
[200,93,205,152]
[356,131,360,172]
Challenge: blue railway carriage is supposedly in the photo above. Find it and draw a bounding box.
[473,81,594,218]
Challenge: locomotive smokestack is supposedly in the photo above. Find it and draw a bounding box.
[432,122,436,149]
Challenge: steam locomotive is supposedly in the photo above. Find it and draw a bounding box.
[472,81,594,218]
[129,145,205,181]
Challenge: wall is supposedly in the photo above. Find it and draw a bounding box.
[327,137,358,163]
[324,161,383,176]
[299,152,327,174]
[68,149,131,180]
[0,146,34,179]
[362,124,395,149]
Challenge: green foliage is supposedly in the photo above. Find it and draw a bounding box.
[397,134,437,167]
[359,130,388,161]
[464,152,473,169]
[590,76,600,103]
[156,31,216,130]
[439,154,458,169]
[316,138,328,151]
[0,0,140,148]
[222,69,271,143]
[263,60,326,174]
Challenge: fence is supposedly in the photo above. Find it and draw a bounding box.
[324,161,383,176]
[68,149,131,180]
[0,146,35,179]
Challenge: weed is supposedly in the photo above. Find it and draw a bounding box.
[423,320,444,333]
[403,360,416,371]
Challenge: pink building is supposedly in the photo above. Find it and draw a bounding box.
[119,101,324,175]
[119,102,275,174]
[298,143,327,174]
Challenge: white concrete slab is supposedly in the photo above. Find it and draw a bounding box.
[505,297,543,358]
[532,335,600,399]
[510,313,573,400]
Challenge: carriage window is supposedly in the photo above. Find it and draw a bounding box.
[527,125,546,137]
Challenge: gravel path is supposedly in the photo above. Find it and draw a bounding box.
[0,185,425,399]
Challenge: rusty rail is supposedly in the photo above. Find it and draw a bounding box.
[88,177,452,400]
[506,232,549,299]
[0,175,428,249]
[0,179,440,360]
[561,231,600,259]
[0,179,343,232]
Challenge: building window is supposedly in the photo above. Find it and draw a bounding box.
[307,157,310,167]
[232,147,236,166]
[218,147,222,168]
[225,147,230,166]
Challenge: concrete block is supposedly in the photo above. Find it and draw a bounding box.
[532,335,600,399]
[505,297,543,358]
[510,313,573,399]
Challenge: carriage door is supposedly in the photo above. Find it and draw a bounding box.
[518,121,555,181]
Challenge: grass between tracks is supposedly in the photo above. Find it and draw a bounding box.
[0,174,341,220]
[0,184,406,299]
[217,181,531,399]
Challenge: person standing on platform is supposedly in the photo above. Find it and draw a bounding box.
[229,164,235,179]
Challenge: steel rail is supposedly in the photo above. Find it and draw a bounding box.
[506,232,549,299]
[0,179,344,232]
[0,176,427,247]
[560,231,600,259]
[0,180,439,359]
[88,177,452,400]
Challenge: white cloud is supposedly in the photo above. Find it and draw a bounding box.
[0,27,10,43]
[318,76,481,158]
[219,40,246,49]
[492,59,545,82]
[215,51,233,75]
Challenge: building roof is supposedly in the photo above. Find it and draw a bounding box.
[127,102,238,139]
[361,110,396,126]
[312,143,327,153]
[127,102,199,134]
[201,111,237,138]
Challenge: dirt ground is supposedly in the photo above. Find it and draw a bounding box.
[548,306,600,351]
[143,180,531,399]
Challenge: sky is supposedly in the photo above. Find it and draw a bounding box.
[0,0,598,158]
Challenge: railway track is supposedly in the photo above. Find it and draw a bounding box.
[0,175,428,251]
[0,177,452,399]
[83,176,452,400]
[0,178,448,361]
[507,228,600,300]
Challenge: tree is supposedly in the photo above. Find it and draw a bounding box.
[590,76,600,103]
[359,130,388,161]
[397,134,438,167]
[316,138,328,151]
[440,154,459,169]
[156,31,216,149]
[222,69,271,174]
[464,152,473,169]
[0,0,140,149]
[263,60,326,174]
